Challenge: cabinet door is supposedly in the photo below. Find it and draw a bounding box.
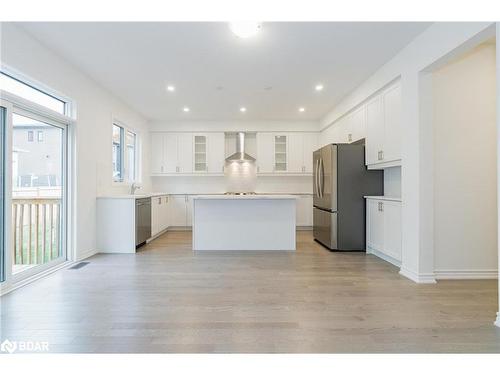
[302,133,318,173]
[159,195,169,231]
[366,199,384,252]
[296,195,313,226]
[382,201,402,261]
[365,96,384,166]
[288,133,304,173]
[164,134,178,174]
[383,84,402,163]
[177,134,193,173]
[193,134,208,172]
[151,196,161,236]
[349,106,366,143]
[256,133,274,173]
[207,133,225,174]
[150,133,164,174]
[169,195,187,226]
[186,196,193,227]
[274,134,288,172]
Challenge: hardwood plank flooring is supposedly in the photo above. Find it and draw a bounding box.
[1,231,499,353]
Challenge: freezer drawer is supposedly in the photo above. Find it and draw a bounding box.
[313,207,337,250]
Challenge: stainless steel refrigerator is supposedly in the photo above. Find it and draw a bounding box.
[313,143,383,251]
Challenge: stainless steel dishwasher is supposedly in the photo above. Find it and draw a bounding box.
[135,198,151,248]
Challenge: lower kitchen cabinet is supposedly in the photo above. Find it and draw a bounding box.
[366,197,402,266]
[168,195,193,227]
[296,195,313,227]
[151,195,170,237]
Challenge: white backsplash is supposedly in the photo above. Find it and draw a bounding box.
[225,161,257,193]
[383,166,401,197]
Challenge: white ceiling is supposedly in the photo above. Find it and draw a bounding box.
[19,22,431,122]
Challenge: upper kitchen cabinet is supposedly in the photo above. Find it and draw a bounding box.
[365,82,402,168]
[256,133,275,173]
[151,132,225,176]
[346,106,366,143]
[258,132,318,175]
[288,133,318,174]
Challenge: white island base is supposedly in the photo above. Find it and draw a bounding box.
[192,195,296,251]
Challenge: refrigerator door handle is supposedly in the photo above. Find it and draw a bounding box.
[315,158,320,198]
[319,157,324,198]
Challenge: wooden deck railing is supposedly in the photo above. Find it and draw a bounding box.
[12,198,61,265]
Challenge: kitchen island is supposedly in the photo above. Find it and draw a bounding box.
[192,195,297,251]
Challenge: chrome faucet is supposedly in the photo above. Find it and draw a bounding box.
[130,182,141,195]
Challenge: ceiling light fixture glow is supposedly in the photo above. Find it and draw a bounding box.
[229,22,262,38]
[299,107,305,112]
[240,107,247,113]
[183,107,190,112]
[166,85,175,92]
[315,84,324,91]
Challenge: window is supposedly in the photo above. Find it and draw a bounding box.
[0,72,66,115]
[126,130,136,182]
[27,130,34,142]
[112,124,124,182]
[37,130,44,142]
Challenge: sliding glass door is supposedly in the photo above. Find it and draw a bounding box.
[10,111,67,276]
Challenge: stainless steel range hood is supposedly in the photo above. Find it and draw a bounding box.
[225,132,256,162]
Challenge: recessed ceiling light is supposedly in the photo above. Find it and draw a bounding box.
[315,84,324,91]
[240,107,247,113]
[299,107,306,113]
[229,22,262,38]
[166,85,175,92]
[183,107,190,112]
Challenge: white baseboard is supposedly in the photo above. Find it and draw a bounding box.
[435,269,498,280]
[76,249,98,261]
[495,312,500,328]
[367,247,401,267]
[399,266,437,284]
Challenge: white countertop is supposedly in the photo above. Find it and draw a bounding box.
[193,194,297,200]
[98,192,310,199]
[364,195,402,202]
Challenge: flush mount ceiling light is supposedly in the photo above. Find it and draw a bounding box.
[298,107,305,113]
[229,22,262,38]
[183,107,190,112]
[240,107,247,113]
[166,85,175,92]
[315,84,324,91]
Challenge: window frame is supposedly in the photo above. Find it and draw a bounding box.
[111,118,140,185]
[0,65,74,119]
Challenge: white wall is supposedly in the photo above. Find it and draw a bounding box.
[1,23,151,261]
[432,43,497,277]
[319,22,496,284]
[383,167,401,197]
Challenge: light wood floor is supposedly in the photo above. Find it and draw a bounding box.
[1,231,499,353]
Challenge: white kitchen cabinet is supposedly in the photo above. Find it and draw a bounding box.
[346,106,366,143]
[207,133,225,174]
[288,133,318,174]
[164,134,178,173]
[168,195,193,227]
[177,133,193,173]
[302,133,318,173]
[256,133,275,173]
[274,134,288,172]
[150,134,165,174]
[365,82,402,168]
[382,84,402,163]
[169,195,188,226]
[296,195,313,226]
[193,135,208,172]
[365,96,385,165]
[366,197,402,266]
[151,195,170,237]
